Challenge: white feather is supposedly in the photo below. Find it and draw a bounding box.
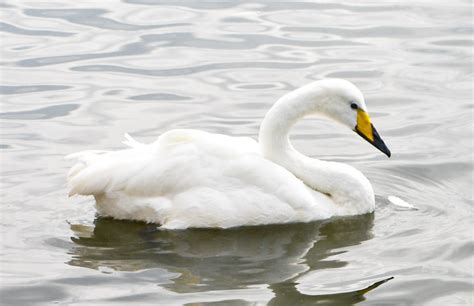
[388,196,417,210]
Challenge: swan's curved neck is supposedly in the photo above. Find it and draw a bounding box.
[258,88,374,212]
[259,88,313,162]
[258,88,331,192]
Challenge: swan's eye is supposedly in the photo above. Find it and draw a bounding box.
[350,103,358,110]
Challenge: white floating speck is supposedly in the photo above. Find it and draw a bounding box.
[388,196,417,210]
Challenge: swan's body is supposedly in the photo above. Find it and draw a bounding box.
[67,79,390,229]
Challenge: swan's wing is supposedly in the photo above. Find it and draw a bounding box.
[66,130,259,197]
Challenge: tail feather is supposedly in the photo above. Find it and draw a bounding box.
[67,162,86,180]
[66,150,112,196]
[66,137,150,197]
[122,133,144,148]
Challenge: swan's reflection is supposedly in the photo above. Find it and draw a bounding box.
[69,214,386,302]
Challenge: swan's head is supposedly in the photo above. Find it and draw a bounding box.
[304,79,391,157]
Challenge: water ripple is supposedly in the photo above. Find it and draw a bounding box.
[0,22,74,37]
[282,26,452,38]
[70,59,363,77]
[0,84,71,95]
[14,40,153,67]
[127,93,192,101]
[13,31,365,67]
[0,104,79,120]
[125,0,402,12]
[23,8,189,31]
[141,32,367,49]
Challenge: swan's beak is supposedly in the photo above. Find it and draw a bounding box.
[355,109,391,157]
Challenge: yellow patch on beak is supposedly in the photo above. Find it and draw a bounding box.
[356,109,374,141]
[354,109,391,157]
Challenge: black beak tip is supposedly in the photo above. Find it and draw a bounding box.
[356,124,392,158]
[373,129,391,158]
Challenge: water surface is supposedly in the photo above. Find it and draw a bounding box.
[1,0,473,305]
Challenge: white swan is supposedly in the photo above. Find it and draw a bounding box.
[67,79,390,229]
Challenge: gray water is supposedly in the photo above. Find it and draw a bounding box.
[1,0,473,305]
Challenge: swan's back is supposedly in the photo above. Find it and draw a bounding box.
[67,130,333,229]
